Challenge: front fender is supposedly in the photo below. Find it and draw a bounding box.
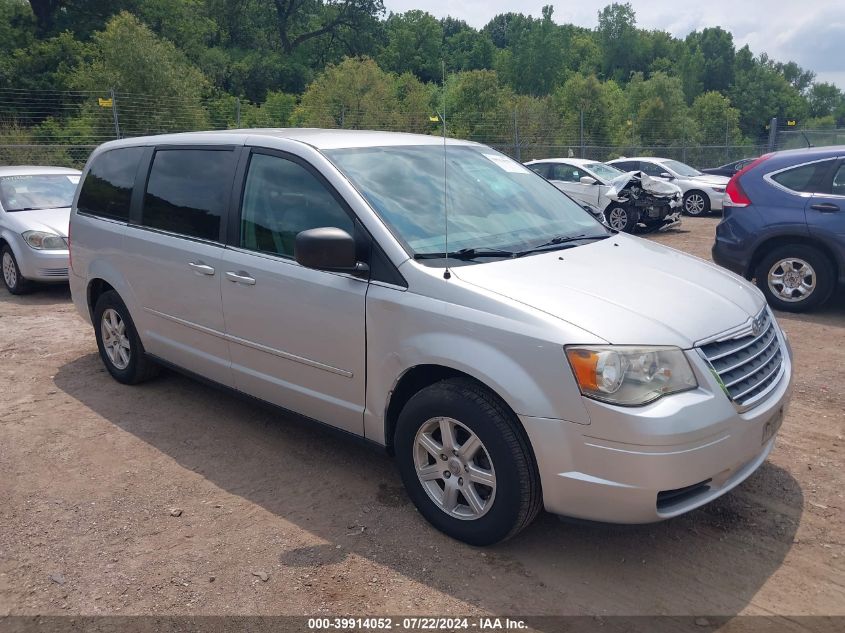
[363,284,594,444]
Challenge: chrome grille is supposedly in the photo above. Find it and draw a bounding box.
[699,309,784,409]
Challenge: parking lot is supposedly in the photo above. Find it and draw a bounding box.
[1,217,843,619]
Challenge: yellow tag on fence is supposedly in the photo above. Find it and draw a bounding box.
[98,97,113,108]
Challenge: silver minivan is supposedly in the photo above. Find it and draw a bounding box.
[69,130,793,545]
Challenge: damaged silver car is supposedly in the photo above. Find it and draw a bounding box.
[604,171,683,233]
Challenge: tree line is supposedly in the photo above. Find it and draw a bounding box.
[1,0,844,163]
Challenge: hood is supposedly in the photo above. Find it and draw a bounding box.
[691,174,730,186]
[4,207,70,237]
[452,233,765,348]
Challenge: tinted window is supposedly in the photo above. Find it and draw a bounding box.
[77,147,144,220]
[142,149,235,241]
[240,153,354,258]
[771,161,833,194]
[527,163,550,178]
[613,161,637,172]
[638,161,665,177]
[549,164,586,183]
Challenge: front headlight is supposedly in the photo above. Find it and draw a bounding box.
[22,230,66,250]
[565,345,698,406]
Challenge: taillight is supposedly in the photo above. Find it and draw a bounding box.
[724,153,774,208]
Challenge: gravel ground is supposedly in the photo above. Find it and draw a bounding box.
[1,217,843,622]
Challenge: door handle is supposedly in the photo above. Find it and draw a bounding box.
[225,271,256,285]
[811,202,839,213]
[188,261,215,275]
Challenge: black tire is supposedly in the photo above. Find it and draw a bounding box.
[1,245,33,295]
[93,290,159,384]
[604,204,639,233]
[754,244,835,313]
[682,190,710,216]
[394,378,542,546]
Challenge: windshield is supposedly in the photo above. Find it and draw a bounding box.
[586,162,625,181]
[0,174,78,212]
[661,160,702,178]
[325,145,606,257]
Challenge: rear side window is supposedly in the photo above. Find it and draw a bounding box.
[528,164,550,178]
[613,161,637,172]
[77,147,144,221]
[771,161,833,194]
[549,164,585,183]
[141,149,235,242]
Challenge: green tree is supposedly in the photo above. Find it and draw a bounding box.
[807,82,842,118]
[293,56,401,129]
[378,10,443,82]
[625,71,692,145]
[497,6,563,96]
[71,12,211,135]
[596,2,638,82]
[551,72,624,146]
[690,91,742,144]
[730,52,807,135]
[443,70,513,141]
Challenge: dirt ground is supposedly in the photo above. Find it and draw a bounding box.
[1,217,843,624]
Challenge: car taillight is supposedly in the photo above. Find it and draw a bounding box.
[724,153,774,208]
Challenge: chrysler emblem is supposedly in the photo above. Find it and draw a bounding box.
[751,315,765,337]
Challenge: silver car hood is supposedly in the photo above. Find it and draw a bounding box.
[452,233,765,348]
[4,207,70,237]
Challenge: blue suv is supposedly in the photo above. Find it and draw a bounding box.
[713,146,845,312]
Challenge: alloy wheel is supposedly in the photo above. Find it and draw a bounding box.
[101,308,131,370]
[607,207,629,230]
[413,416,497,520]
[2,252,17,290]
[685,193,706,215]
[768,257,816,302]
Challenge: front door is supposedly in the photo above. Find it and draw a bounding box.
[221,149,367,435]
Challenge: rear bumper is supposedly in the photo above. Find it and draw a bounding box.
[522,338,793,523]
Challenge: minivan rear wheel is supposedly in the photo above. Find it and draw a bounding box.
[754,244,834,312]
[93,290,160,384]
[394,378,541,545]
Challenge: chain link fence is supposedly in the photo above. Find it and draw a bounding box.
[0,88,837,170]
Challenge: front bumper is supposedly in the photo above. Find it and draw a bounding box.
[706,190,725,211]
[15,245,69,282]
[521,337,793,523]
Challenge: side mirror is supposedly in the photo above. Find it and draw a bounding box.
[660,172,674,179]
[579,176,598,185]
[295,227,368,273]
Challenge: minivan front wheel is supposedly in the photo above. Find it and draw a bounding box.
[395,378,541,545]
[755,245,834,312]
[93,290,159,384]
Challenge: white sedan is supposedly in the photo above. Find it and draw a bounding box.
[605,157,729,216]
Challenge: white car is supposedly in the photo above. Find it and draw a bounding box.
[606,157,730,215]
[0,166,81,294]
[524,158,682,232]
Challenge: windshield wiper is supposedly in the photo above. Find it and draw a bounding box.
[515,234,609,257]
[414,247,516,261]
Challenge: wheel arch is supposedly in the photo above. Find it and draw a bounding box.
[749,235,840,281]
[383,364,535,461]
[87,278,117,321]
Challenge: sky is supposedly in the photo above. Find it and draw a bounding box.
[383,0,845,88]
